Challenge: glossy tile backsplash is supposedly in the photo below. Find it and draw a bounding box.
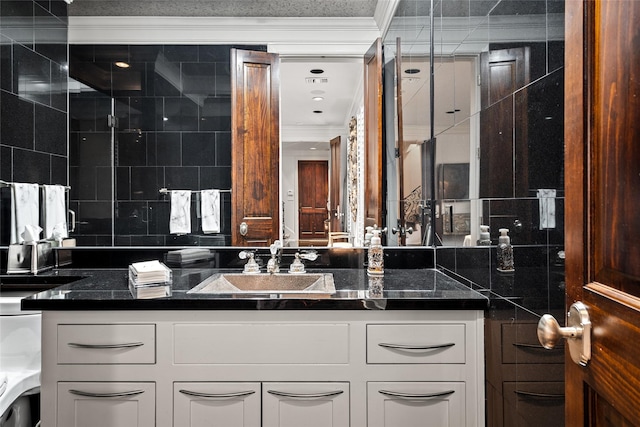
[0,0,69,245]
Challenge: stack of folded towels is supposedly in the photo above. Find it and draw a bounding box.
[165,248,213,266]
[128,260,173,299]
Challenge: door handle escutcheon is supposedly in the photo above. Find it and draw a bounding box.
[537,301,591,366]
[240,222,248,236]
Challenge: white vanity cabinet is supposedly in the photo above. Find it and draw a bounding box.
[367,382,465,427]
[262,382,350,427]
[40,310,483,427]
[57,382,156,427]
[172,382,348,427]
[174,382,261,427]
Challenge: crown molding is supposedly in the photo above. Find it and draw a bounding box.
[69,16,381,56]
[374,0,401,39]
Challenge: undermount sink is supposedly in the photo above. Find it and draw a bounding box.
[188,273,336,296]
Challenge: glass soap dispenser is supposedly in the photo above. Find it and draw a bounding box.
[367,229,384,276]
[497,228,515,273]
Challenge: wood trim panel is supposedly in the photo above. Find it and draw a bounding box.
[364,38,384,229]
[564,0,587,424]
[231,49,280,246]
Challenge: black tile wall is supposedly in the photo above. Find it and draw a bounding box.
[435,41,565,317]
[69,44,266,245]
[0,0,68,245]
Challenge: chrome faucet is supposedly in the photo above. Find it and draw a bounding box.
[239,250,260,274]
[289,250,318,274]
[266,240,283,274]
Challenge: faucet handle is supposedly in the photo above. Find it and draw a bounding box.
[289,253,306,274]
[239,251,260,274]
[299,250,318,261]
[270,239,283,255]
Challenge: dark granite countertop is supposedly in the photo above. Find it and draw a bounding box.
[16,268,488,311]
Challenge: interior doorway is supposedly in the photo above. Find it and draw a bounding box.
[298,160,329,246]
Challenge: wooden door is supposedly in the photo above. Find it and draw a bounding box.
[479,47,530,199]
[364,38,384,229]
[231,49,280,246]
[298,160,328,243]
[479,47,531,243]
[329,136,342,233]
[562,1,640,425]
[395,38,407,245]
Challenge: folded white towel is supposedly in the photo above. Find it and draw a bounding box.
[201,189,220,234]
[42,184,68,240]
[10,183,40,244]
[537,189,556,229]
[169,190,191,235]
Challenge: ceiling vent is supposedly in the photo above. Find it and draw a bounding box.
[305,77,329,84]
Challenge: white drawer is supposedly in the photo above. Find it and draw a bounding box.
[174,323,349,364]
[367,324,466,364]
[57,324,156,364]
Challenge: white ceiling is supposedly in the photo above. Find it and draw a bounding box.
[68,0,379,18]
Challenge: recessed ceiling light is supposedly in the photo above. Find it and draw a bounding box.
[313,110,323,114]
[115,61,130,68]
[312,96,324,101]
[310,69,325,74]
[310,147,317,150]
[405,68,420,74]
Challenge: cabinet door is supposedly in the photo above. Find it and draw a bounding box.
[368,382,465,427]
[57,382,155,427]
[263,382,349,427]
[174,382,261,427]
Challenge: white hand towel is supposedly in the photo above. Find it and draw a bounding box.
[10,183,40,244]
[42,184,68,240]
[537,189,556,229]
[169,190,191,235]
[201,189,221,234]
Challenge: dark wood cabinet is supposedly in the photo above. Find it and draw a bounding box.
[485,314,565,427]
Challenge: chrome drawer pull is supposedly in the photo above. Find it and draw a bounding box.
[68,342,144,349]
[378,342,455,351]
[179,390,256,399]
[513,342,563,352]
[379,390,455,400]
[69,389,145,398]
[267,390,344,399]
[514,390,565,400]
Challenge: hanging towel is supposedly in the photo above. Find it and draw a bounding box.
[10,183,40,244]
[169,190,191,235]
[42,184,68,240]
[537,189,557,229]
[201,189,221,234]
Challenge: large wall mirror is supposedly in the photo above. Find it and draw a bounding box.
[384,0,565,249]
[65,0,564,250]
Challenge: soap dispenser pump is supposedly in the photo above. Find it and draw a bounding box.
[497,228,515,273]
[367,229,384,276]
[478,225,491,246]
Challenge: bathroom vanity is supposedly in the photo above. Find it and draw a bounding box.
[23,268,487,427]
